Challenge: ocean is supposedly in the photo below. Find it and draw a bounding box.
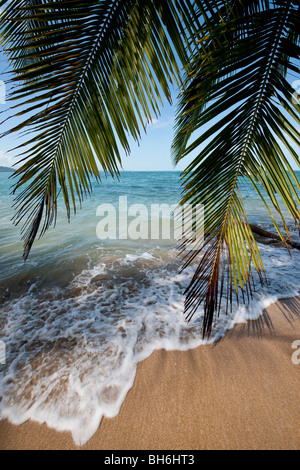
[0,170,300,445]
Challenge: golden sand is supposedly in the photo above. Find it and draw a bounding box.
[0,297,299,450]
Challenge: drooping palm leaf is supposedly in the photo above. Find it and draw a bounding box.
[1,0,300,339]
[0,0,201,259]
[173,0,300,337]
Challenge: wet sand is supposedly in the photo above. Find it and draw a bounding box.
[0,297,299,450]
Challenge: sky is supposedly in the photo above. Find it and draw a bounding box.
[0,0,185,172]
[0,45,299,173]
[0,47,192,172]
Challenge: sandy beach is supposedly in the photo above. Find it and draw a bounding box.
[0,296,299,451]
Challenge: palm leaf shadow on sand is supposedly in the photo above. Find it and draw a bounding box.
[214,297,300,343]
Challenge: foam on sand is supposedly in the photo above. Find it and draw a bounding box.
[0,244,300,445]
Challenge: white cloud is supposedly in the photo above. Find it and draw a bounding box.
[0,151,18,168]
[147,117,175,130]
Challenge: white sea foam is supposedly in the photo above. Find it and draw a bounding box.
[0,243,300,445]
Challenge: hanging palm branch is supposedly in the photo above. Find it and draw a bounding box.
[0,0,300,338]
[0,0,201,259]
[173,0,300,337]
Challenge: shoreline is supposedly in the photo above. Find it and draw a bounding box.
[0,296,300,450]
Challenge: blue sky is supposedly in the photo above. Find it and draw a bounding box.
[0,48,192,172]
[0,48,299,173]
[115,98,188,172]
[0,0,190,172]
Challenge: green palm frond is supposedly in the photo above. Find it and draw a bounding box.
[1,0,300,339]
[173,0,300,337]
[0,0,200,259]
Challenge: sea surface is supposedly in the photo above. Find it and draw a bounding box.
[0,171,300,445]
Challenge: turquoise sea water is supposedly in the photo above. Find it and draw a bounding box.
[0,171,300,445]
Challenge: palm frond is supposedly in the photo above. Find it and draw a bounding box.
[173,0,300,337]
[0,0,200,259]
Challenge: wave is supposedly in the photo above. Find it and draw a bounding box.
[0,243,300,445]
